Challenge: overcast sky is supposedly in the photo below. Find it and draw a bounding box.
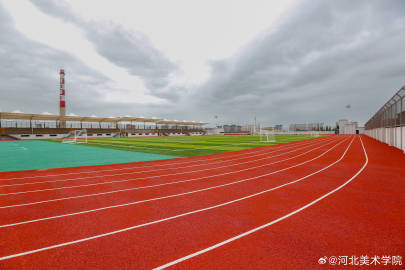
[0,0,404,127]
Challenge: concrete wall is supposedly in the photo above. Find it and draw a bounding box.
[365,127,405,152]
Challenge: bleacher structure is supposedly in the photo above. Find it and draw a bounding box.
[0,112,206,140]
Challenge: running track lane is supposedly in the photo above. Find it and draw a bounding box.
[158,135,405,269]
[0,136,347,225]
[0,135,363,269]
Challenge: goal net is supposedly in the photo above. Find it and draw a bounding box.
[259,130,276,143]
[62,129,88,144]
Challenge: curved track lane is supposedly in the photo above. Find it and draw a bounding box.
[1,135,403,269]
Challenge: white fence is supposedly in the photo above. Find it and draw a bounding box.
[365,85,405,153]
[365,127,405,152]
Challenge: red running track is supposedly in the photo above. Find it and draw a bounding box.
[0,135,404,269]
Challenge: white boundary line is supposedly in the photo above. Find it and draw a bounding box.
[0,136,355,261]
[0,137,343,196]
[0,137,351,227]
[154,136,368,269]
[0,136,330,181]
[0,137,335,188]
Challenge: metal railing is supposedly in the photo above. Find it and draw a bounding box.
[365,85,405,151]
[365,85,405,130]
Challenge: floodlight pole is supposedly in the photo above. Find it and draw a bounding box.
[254,116,257,134]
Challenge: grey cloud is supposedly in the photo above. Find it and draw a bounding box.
[3,0,405,127]
[187,0,405,126]
[30,0,180,101]
[0,2,113,116]
[85,22,178,97]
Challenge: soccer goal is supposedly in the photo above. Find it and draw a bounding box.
[259,130,276,143]
[62,129,88,144]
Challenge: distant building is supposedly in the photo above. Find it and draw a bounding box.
[262,125,283,132]
[274,125,283,132]
[289,122,324,131]
[263,126,275,131]
[223,125,242,133]
[241,124,260,134]
[338,119,364,134]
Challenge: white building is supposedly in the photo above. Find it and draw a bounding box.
[338,119,364,134]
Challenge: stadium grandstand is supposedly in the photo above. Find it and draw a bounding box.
[0,112,206,140]
[0,69,206,140]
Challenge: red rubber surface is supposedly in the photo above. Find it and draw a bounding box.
[0,135,404,269]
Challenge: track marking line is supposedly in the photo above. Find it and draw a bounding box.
[154,136,368,269]
[0,137,354,260]
[0,136,331,181]
[0,137,344,198]
[0,137,351,226]
[0,137,336,188]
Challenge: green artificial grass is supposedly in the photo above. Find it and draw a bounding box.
[52,135,325,157]
[0,140,176,172]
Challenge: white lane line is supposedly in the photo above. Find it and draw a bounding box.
[154,136,368,269]
[0,137,335,188]
[0,137,350,227]
[0,136,354,261]
[0,136,330,181]
[0,138,345,206]
[0,137,343,196]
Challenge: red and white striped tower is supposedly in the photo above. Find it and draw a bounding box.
[59,69,66,128]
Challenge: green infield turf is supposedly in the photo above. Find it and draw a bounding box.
[0,140,176,172]
[52,135,326,157]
